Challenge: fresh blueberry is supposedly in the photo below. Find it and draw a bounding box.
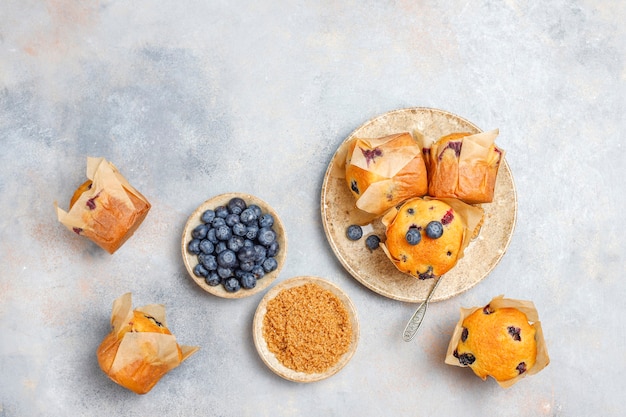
[206,227,218,244]
[239,260,254,272]
[187,238,201,255]
[266,240,279,257]
[249,204,262,218]
[205,272,220,286]
[251,264,265,279]
[193,263,209,278]
[346,225,363,241]
[257,227,276,246]
[259,213,274,228]
[232,222,247,237]
[223,277,241,292]
[217,266,234,279]
[225,213,240,227]
[262,257,278,273]
[366,235,381,250]
[227,235,245,252]
[253,245,267,263]
[237,246,256,263]
[240,208,258,224]
[214,241,228,254]
[192,224,209,240]
[198,253,217,271]
[201,209,215,224]
[425,221,443,239]
[239,272,256,289]
[199,239,214,254]
[211,217,226,228]
[245,224,259,240]
[405,227,421,245]
[217,249,237,268]
[227,197,246,215]
[215,224,232,241]
[243,239,255,248]
[215,205,229,218]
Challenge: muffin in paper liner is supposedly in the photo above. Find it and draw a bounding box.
[380,196,484,279]
[96,293,199,394]
[417,129,504,204]
[335,132,428,223]
[444,295,550,388]
[55,157,151,254]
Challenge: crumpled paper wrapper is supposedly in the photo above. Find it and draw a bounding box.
[97,293,199,394]
[333,132,428,223]
[418,129,504,204]
[380,196,484,277]
[444,295,550,388]
[55,157,151,254]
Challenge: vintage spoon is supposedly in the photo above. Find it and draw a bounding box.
[402,276,443,341]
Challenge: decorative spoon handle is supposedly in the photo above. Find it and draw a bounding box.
[402,276,443,342]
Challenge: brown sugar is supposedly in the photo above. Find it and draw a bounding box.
[262,283,353,374]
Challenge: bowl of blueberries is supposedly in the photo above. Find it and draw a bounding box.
[181,193,287,298]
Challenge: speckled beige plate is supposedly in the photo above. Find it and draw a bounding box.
[252,276,359,383]
[181,193,287,299]
[321,107,517,303]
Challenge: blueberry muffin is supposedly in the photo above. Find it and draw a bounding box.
[425,130,503,204]
[381,197,464,279]
[453,304,537,382]
[345,132,428,217]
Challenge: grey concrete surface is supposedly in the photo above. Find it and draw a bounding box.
[1,1,624,416]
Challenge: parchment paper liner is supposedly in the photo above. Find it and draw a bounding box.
[379,196,484,278]
[418,129,504,203]
[55,157,151,254]
[332,132,427,224]
[444,295,550,388]
[99,293,199,393]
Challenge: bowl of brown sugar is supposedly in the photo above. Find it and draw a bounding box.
[253,276,359,382]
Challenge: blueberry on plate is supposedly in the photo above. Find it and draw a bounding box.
[266,241,279,257]
[346,225,363,241]
[217,249,238,268]
[366,235,381,250]
[259,213,274,228]
[239,272,257,289]
[215,205,229,219]
[211,217,226,228]
[199,239,215,254]
[405,227,421,245]
[245,224,259,240]
[257,227,276,246]
[223,277,241,292]
[205,271,220,286]
[262,257,278,273]
[187,238,201,255]
[201,209,216,224]
[193,263,209,278]
[228,197,247,215]
[425,221,443,239]
[232,222,247,237]
[251,264,265,279]
[240,208,258,224]
[215,224,232,241]
[199,253,217,271]
[237,246,256,263]
[192,224,209,240]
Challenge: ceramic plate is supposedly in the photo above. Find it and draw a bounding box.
[181,193,287,299]
[253,276,359,383]
[320,107,517,303]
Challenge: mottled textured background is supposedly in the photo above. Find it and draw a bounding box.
[1,1,624,416]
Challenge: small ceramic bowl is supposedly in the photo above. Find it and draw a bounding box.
[252,276,359,382]
[181,193,287,299]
